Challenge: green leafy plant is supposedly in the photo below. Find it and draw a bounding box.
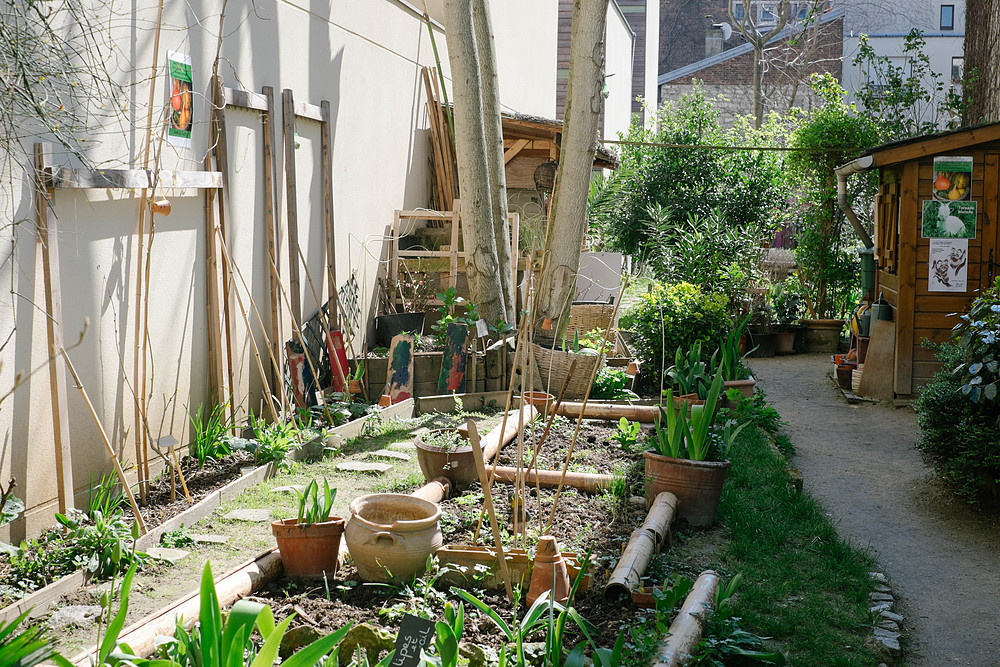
[157,561,351,667]
[422,602,464,667]
[0,478,24,526]
[652,367,726,461]
[295,478,336,525]
[0,608,71,667]
[432,287,480,347]
[591,367,638,400]
[421,429,467,452]
[610,418,641,450]
[770,280,803,328]
[951,280,1000,404]
[711,315,753,382]
[188,400,237,468]
[87,473,124,519]
[248,412,297,470]
[693,573,787,666]
[160,525,196,549]
[371,555,454,620]
[664,342,712,398]
[53,508,147,579]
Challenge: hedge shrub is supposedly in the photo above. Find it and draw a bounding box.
[623,282,730,387]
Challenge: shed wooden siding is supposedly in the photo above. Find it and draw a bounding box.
[875,141,1000,395]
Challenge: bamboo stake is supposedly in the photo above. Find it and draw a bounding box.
[472,315,527,544]
[171,447,192,502]
[296,246,350,402]
[544,273,630,534]
[61,349,147,534]
[468,420,513,600]
[528,358,575,532]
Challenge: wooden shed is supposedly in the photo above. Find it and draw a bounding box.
[855,123,1000,398]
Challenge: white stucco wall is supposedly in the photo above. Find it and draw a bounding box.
[644,0,660,113]
[604,3,636,141]
[0,0,559,539]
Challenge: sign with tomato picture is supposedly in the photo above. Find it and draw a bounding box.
[932,156,972,202]
[167,51,193,148]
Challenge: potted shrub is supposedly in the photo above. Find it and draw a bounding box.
[771,280,803,355]
[713,317,756,397]
[643,368,748,525]
[414,428,478,485]
[271,478,345,577]
[373,271,433,348]
[664,343,711,406]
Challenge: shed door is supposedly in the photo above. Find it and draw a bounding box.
[983,154,1000,287]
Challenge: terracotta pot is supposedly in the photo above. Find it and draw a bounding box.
[526,536,571,605]
[414,429,477,486]
[434,545,591,593]
[348,379,362,394]
[271,517,346,577]
[523,391,555,411]
[723,376,755,398]
[643,450,730,526]
[775,331,796,355]
[800,319,845,353]
[835,363,856,390]
[345,493,442,582]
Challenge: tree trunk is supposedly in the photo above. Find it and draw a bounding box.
[534,0,609,339]
[443,0,509,325]
[964,0,1000,124]
[472,0,515,325]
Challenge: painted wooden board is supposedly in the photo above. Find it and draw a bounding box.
[286,341,314,408]
[858,319,896,400]
[385,334,415,404]
[437,323,469,394]
[328,330,349,393]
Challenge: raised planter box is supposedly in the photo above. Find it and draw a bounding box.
[364,351,493,402]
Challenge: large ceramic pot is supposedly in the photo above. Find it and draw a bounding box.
[723,376,755,399]
[271,517,346,577]
[345,493,442,582]
[414,429,477,486]
[373,312,425,348]
[643,450,730,526]
[800,319,845,354]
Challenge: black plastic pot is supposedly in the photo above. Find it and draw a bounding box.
[374,312,425,348]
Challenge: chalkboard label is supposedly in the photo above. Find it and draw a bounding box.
[390,613,436,667]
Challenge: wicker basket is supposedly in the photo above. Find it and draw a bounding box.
[565,303,616,339]
[530,342,605,400]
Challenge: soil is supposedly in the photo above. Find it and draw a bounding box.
[252,419,653,657]
[753,354,1000,666]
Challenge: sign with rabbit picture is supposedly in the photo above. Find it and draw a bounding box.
[921,200,977,239]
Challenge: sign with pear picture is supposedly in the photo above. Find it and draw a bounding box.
[932,156,972,202]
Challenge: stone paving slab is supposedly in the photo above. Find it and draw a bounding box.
[336,461,393,474]
[146,547,190,565]
[370,449,411,461]
[190,533,229,545]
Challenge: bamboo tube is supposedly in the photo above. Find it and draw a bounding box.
[410,477,451,503]
[604,492,678,599]
[70,549,283,665]
[490,466,612,494]
[652,571,721,667]
[60,349,147,535]
[171,447,192,502]
[468,421,513,600]
[544,273,630,533]
[553,401,660,423]
[481,405,537,462]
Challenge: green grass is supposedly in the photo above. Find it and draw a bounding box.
[713,427,880,665]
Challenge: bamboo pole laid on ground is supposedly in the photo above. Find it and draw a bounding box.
[604,492,678,599]
[552,401,660,423]
[490,466,612,494]
[61,349,147,535]
[651,570,721,667]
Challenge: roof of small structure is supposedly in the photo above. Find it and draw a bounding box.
[862,122,1000,167]
[501,111,620,169]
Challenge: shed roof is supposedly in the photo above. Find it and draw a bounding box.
[863,122,1000,167]
[501,112,619,169]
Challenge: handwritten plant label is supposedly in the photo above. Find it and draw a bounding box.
[390,613,436,667]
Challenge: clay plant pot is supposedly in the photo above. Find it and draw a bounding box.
[271,517,346,577]
[800,319,845,354]
[414,429,477,486]
[523,391,555,411]
[526,536,571,606]
[643,450,730,526]
[775,331,796,355]
[345,493,442,582]
[348,379,362,394]
[723,376,755,399]
[836,363,857,390]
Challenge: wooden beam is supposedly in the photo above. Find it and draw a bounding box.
[46,168,221,190]
[262,86,282,395]
[894,161,919,396]
[292,100,327,123]
[223,86,269,112]
[321,100,337,320]
[870,124,1000,167]
[503,139,530,164]
[34,144,74,513]
[282,89,303,325]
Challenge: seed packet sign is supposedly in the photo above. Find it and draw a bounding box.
[921,200,977,239]
[928,238,968,292]
[932,156,972,202]
[390,613,435,667]
[167,51,193,148]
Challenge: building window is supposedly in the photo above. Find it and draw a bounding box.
[952,56,964,84]
[940,5,955,30]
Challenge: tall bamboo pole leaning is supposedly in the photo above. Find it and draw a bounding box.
[468,420,513,600]
[544,272,630,533]
[132,0,165,503]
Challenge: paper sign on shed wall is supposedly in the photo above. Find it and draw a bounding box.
[928,238,968,292]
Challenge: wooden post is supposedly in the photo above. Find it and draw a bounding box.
[894,161,919,396]
[262,86,283,399]
[61,349,146,534]
[34,144,75,513]
[321,99,338,322]
[450,200,461,289]
[281,89,303,325]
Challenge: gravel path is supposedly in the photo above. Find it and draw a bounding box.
[753,354,1000,666]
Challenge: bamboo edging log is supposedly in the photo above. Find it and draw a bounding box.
[553,401,660,423]
[410,477,451,504]
[490,466,611,495]
[60,349,147,535]
[468,420,513,600]
[651,570,721,667]
[604,492,678,599]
